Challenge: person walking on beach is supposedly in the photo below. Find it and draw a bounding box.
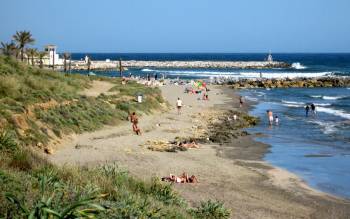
[239,96,244,108]
[155,73,158,80]
[305,105,310,117]
[311,103,316,117]
[176,97,182,115]
[130,112,141,135]
[267,110,273,125]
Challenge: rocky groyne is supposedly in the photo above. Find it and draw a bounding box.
[70,60,291,70]
[225,77,350,88]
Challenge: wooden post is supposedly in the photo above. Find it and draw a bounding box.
[52,50,55,70]
[119,58,123,77]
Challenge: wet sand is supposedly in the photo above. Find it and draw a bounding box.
[49,83,350,219]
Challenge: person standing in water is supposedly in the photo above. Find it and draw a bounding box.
[267,110,273,125]
[239,96,244,108]
[305,105,310,117]
[176,97,182,115]
[311,103,316,116]
[275,115,279,125]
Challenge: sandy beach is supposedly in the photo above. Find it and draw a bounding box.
[49,83,350,219]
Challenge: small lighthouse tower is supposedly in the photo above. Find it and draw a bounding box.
[267,51,273,63]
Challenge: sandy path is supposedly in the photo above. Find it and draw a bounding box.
[50,84,350,219]
[79,80,117,97]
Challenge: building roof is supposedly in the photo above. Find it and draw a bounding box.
[45,44,57,48]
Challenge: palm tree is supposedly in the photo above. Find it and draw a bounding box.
[38,52,46,69]
[12,31,35,62]
[26,48,38,66]
[0,42,17,56]
[62,53,71,72]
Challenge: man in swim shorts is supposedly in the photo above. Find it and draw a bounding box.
[176,97,182,115]
[267,110,273,125]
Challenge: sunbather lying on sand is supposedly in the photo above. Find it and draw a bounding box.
[161,172,198,183]
[179,140,199,148]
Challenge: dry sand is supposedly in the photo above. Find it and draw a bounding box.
[49,83,350,219]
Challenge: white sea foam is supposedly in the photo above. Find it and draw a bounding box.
[322,96,345,100]
[245,96,258,102]
[317,107,350,120]
[141,68,154,72]
[309,120,338,135]
[282,100,305,105]
[282,103,302,108]
[291,62,307,70]
[315,103,331,106]
[310,95,322,98]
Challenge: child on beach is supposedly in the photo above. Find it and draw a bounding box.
[176,97,182,115]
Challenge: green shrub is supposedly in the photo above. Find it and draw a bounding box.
[0,130,18,152]
[190,200,231,219]
[9,149,33,171]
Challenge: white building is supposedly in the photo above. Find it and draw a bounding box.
[43,45,63,66]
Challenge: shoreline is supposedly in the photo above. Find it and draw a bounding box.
[48,82,350,218]
[211,87,349,200]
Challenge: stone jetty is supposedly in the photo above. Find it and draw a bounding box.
[224,77,350,89]
[70,60,291,70]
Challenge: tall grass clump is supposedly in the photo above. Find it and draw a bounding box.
[190,200,231,219]
[0,130,18,152]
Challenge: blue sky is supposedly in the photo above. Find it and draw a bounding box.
[1,0,349,53]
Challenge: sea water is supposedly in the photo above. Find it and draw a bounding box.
[69,53,350,199]
[240,88,350,199]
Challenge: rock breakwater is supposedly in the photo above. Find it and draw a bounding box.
[70,60,291,70]
[226,77,350,88]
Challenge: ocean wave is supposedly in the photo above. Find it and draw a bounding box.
[309,120,337,135]
[310,95,322,98]
[317,107,350,120]
[245,96,258,102]
[291,62,307,70]
[282,103,302,108]
[322,96,346,100]
[282,100,305,105]
[141,68,154,72]
[315,103,331,106]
